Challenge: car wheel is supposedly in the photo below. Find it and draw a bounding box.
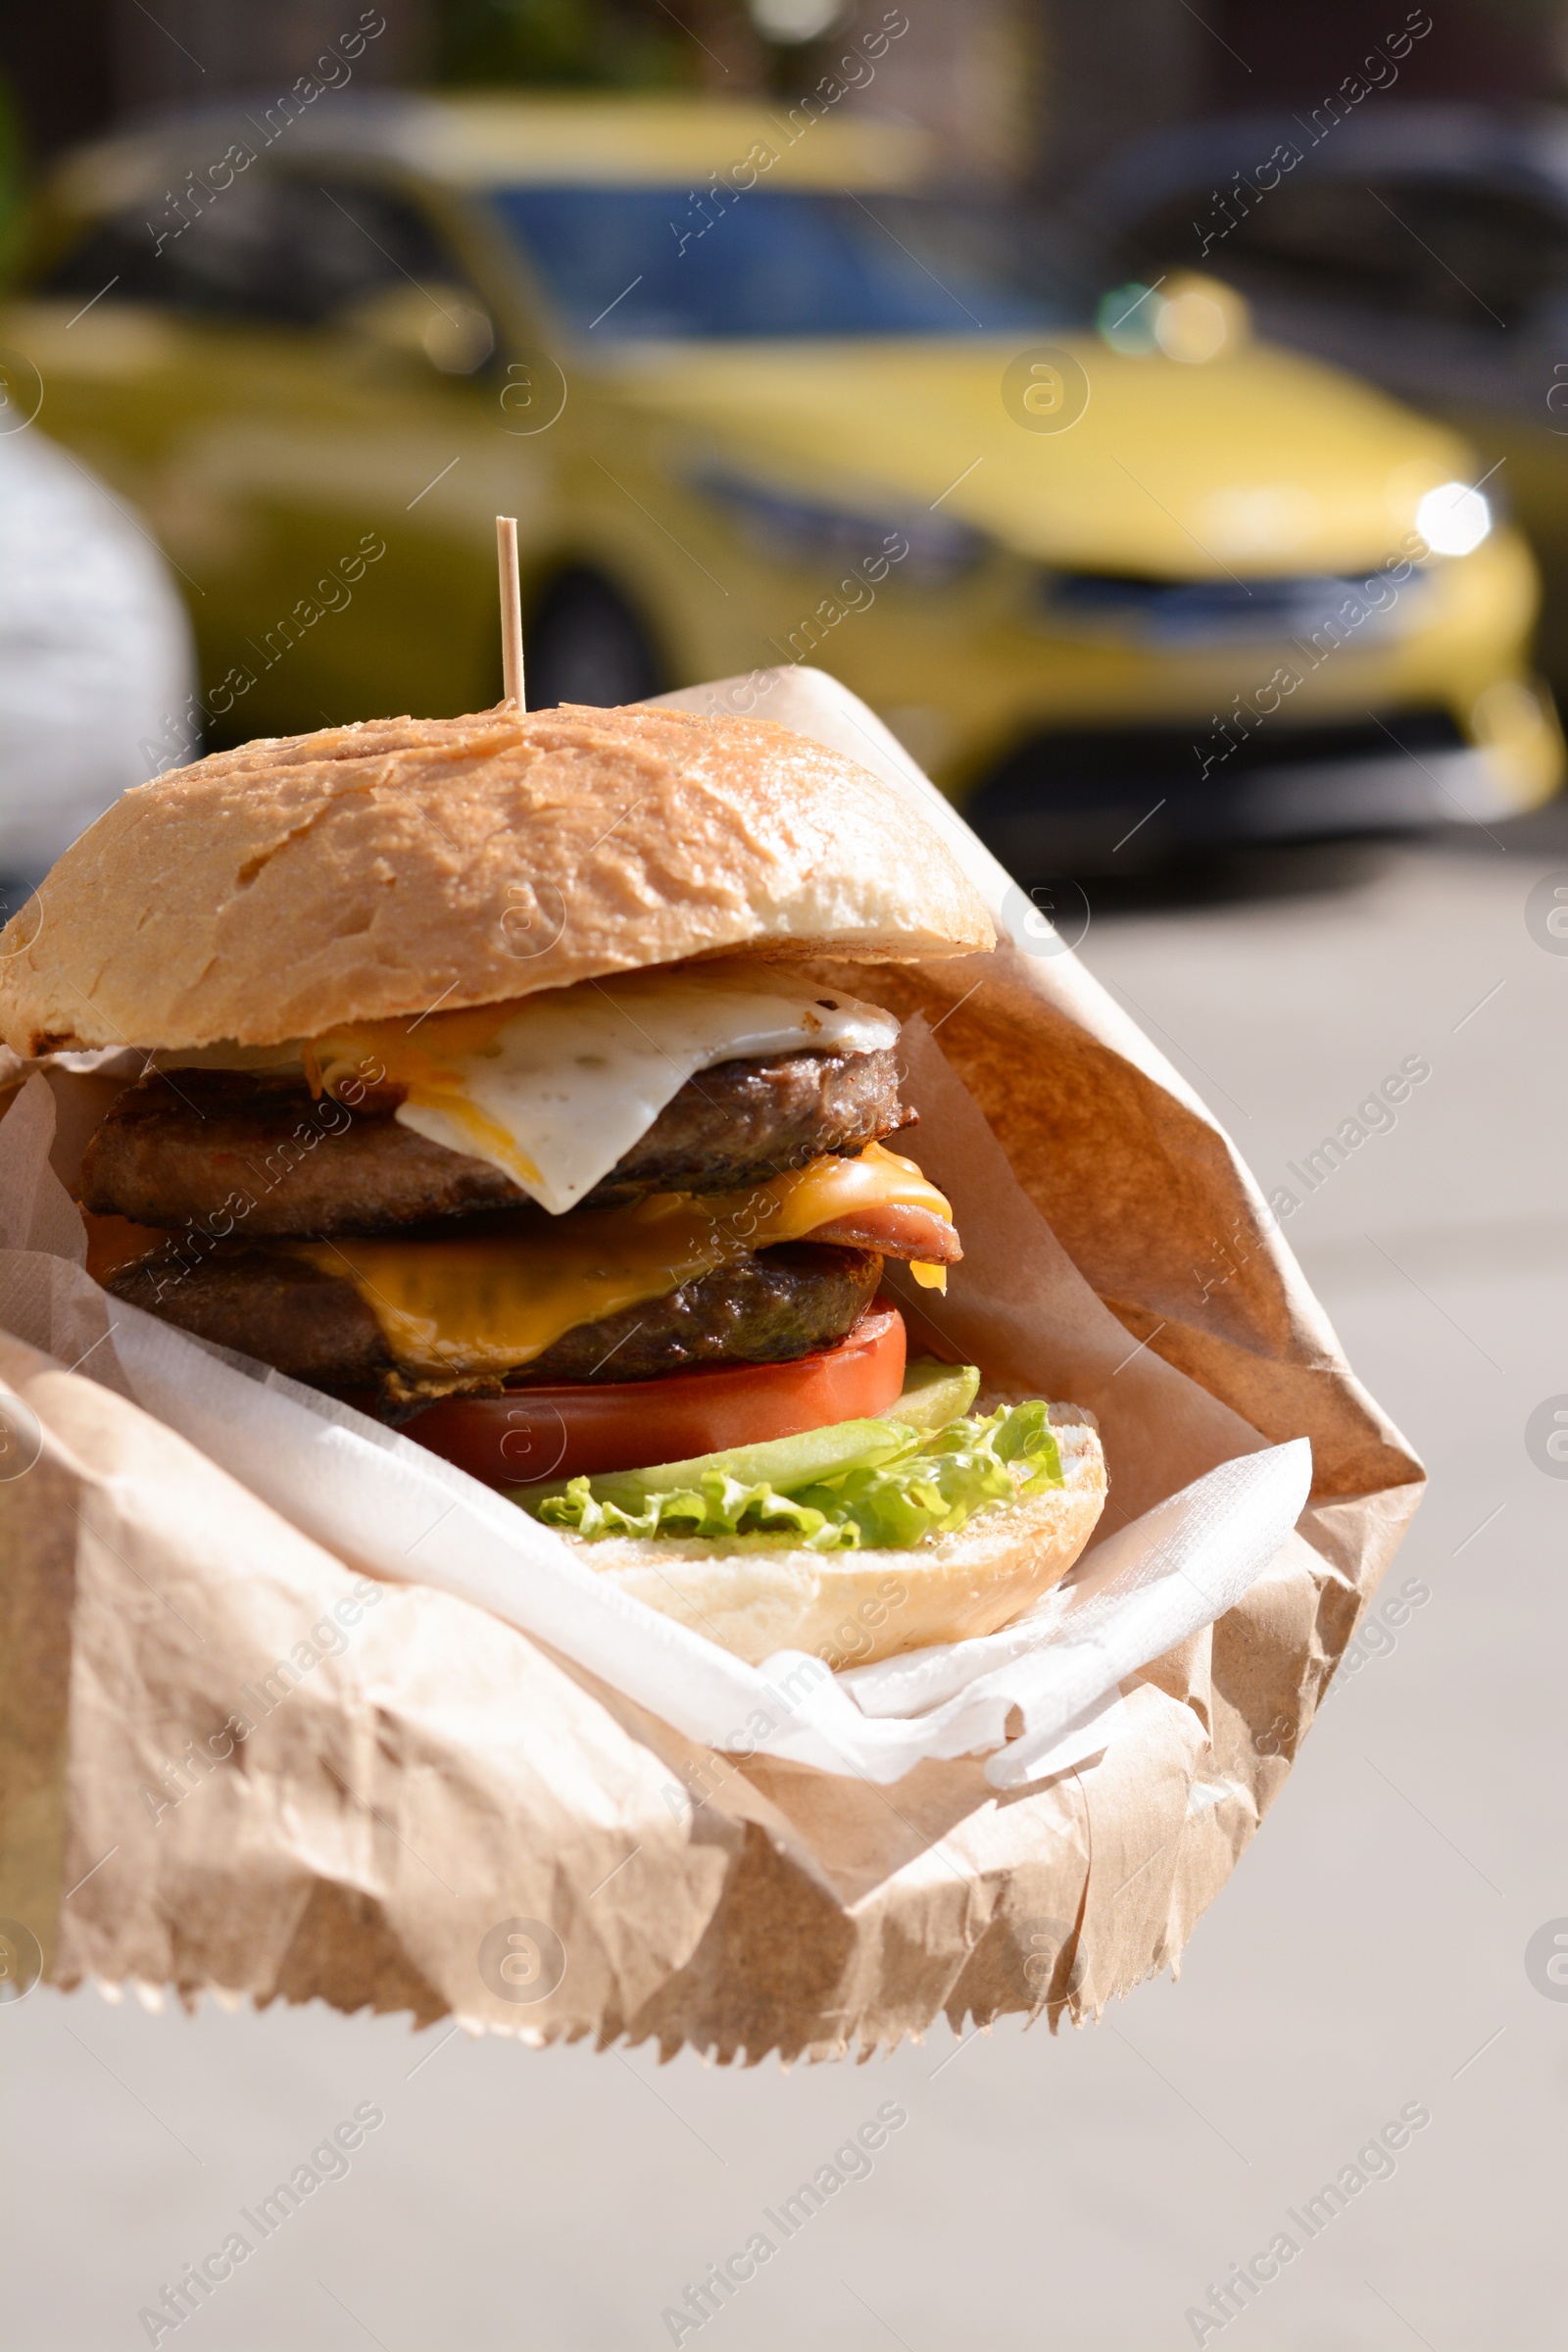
[525,568,664,710]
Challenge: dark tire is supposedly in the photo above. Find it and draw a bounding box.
[524,567,664,710]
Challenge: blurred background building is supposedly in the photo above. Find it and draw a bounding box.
[4,0,1568,873]
[4,0,1568,185]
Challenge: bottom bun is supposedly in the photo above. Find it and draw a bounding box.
[562,1410,1106,1669]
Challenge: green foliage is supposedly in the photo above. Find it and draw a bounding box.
[435,0,700,89]
[0,72,24,287]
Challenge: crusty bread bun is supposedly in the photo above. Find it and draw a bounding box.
[0,702,994,1055]
[566,1414,1106,1669]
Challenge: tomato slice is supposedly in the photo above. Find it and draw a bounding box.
[400,1298,907,1489]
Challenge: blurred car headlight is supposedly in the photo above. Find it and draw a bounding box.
[694,468,984,586]
[1416,481,1492,558]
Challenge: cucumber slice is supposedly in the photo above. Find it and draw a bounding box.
[892,1358,981,1431]
[583,1415,915,1509]
[521,1361,983,1509]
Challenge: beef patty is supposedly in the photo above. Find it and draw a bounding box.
[108,1239,883,1412]
[80,1049,906,1238]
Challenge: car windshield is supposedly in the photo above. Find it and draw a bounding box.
[491,185,1082,339]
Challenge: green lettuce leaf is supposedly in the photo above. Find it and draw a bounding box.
[524,1397,1063,1552]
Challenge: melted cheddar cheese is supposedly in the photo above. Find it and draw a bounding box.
[288,1144,953,1377]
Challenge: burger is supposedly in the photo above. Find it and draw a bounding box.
[0,702,1105,1666]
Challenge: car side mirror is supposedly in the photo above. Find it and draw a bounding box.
[1157,272,1251,362]
[343,282,497,375]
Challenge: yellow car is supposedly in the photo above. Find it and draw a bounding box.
[5,89,1559,868]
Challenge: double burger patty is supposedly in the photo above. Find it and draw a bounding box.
[81,1049,906,1238]
[107,1240,882,1410]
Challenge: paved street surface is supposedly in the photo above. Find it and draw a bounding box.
[4,817,1565,2351]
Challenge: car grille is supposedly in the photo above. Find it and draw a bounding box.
[1040,566,1428,646]
[966,710,1471,869]
[982,711,1464,790]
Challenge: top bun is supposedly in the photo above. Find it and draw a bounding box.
[0,703,994,1053]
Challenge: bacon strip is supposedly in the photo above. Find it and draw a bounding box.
[802,1203,962,1264]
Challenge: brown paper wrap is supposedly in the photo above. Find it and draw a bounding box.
[0,905,1421,2059]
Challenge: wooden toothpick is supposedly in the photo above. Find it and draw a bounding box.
[496,514,524,710]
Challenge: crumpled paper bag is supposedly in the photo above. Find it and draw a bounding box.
[0,669,1422,2058]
